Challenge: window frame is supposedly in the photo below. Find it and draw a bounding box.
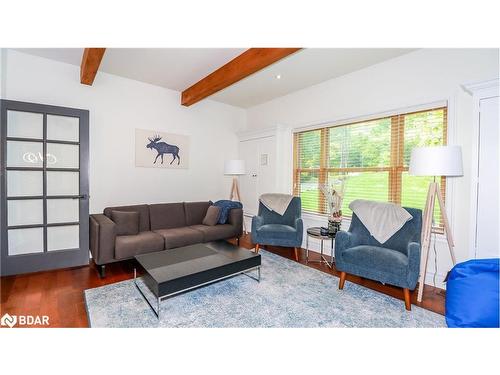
[292,106,448,226]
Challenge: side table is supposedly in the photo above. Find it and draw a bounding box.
[305,227,335,269]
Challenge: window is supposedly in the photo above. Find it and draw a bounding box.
[293,107,447,226]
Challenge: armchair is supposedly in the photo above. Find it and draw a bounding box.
[335,207,422,310]
[251,197,303,261]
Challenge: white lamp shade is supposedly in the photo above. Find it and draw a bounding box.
[409,145,463,177]
[224,159,246,175]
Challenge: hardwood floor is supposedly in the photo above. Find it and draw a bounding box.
[0,234,445,328]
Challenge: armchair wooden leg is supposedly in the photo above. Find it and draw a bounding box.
[403,288,411,311]
[339,271,346,290]
[255,244,260,254]
[294,247,299,261]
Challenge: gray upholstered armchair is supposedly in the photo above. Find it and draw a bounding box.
[335,207,422,310]
[251,197,303,260]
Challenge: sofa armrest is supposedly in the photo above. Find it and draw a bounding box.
[227,208,243,236]
[251,215,264,232]
[250,215,264,244]
[407,242,421,271]
[295,217,304,243]
[89,214,116,265]
[406,241,421,290]
[334,230,353,259]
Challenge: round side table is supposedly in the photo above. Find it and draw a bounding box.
[306,227,335,268]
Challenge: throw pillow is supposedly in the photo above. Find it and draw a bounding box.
[202,206,221,226]
[111,210,140,236]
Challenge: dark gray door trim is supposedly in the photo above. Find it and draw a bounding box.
[1,99,90,276]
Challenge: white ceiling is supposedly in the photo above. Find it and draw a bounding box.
[15,48,415,108]
[15,48,245,92]
[211,48,416,107]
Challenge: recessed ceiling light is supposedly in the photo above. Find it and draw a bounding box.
[275,74,281,80]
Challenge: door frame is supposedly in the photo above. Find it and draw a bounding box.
[462,79,499,259]
[1,99,90,276]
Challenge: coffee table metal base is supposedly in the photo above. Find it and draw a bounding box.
[134,266,261,320]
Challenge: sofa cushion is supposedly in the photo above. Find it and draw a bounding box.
[114,231,164,260]
[256,224,297,240]
[185,201,211,225]
[202,206,221,226]
[190,224,237,242]
[149,203,186,230]
[104,204,150,232]
[153,227,204,249]
[341,245,409,277]
[111,210,139,236]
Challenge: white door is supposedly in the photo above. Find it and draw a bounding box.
[475,96,499,258]
[239,139,259,216]
[239,136,277,217]
[257,136,277,198]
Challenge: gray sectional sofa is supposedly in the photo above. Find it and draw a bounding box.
[89,201,243,277]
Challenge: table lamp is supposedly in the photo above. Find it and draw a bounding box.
[409,145,463,302]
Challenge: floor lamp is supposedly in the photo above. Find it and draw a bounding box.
[224,159,247,233]
[409,145,463,302]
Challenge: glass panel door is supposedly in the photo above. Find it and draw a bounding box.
[1,100,89,276]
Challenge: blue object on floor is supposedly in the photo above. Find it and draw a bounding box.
[445,258,499,328]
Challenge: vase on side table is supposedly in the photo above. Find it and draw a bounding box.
[328,211,342,237]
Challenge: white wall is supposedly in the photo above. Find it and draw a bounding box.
[244,48,499,288]
[2,49,246,214]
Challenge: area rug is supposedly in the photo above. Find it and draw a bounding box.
[84,249,446,328]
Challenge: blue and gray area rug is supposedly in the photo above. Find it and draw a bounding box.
[84,249,446,328]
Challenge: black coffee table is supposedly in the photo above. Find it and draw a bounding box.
[134,241,261,319]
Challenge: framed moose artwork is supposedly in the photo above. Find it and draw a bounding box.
[135,129,190,169]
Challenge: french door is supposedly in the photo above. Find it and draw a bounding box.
[1,100,89,276]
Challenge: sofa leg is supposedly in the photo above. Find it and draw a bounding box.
[339,271,346,290]
[294,247,299,261]
[255,244,260,254]
[236,237,240,246]
[403,288,411,311]
[98,264,106,278]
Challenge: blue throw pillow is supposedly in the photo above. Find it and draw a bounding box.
[213,200,243,224]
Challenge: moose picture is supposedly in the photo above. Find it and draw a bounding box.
[146,135,180,165]
[135,129,189,169]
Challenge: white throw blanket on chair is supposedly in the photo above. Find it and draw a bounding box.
[349,199,412,243]
[259,193,294,216]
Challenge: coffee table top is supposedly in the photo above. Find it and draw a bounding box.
[135,240,260,285]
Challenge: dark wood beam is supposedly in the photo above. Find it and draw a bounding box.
[181,48,301,106]
[80,48,106,85]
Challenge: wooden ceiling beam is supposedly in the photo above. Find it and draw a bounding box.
[80,48,106,85]
[181,48,301,106]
